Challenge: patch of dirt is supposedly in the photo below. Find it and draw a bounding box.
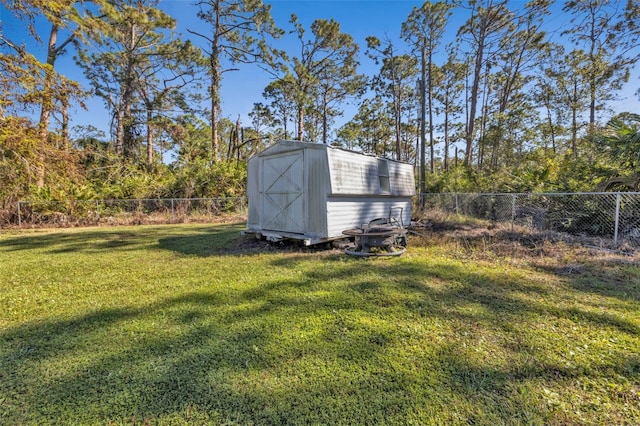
[227,234,344,255]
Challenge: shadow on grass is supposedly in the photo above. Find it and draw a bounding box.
[158,231,337,257]
[157,224,244,257]
[0,230,140,253]
[0,223,244,256]
[564,266,640,303]
[1,250,640,424]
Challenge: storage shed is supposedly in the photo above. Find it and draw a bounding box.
[245,140,415,245]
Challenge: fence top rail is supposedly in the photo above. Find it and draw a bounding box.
[15,197,247,204]
[423,192,640,197]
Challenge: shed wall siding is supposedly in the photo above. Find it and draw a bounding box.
[326,197,412,238]
[305,148,330,237]
[327,149,379,194]
[387,161,416,196]
[326,149,415,197]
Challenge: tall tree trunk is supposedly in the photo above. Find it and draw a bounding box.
[571,80,578,158]
[122,101,135,159]
[146,108,153,168]
[419,42,426,195]
[297,107,304,141]
[234,116,241,158]
[61,93,69,151]
[115,108,124,155]
[395,102,402,161]
[465,39,484,167]
[480,64,495,169]
[227,125,234,160]
[36,23,59,188]
[443,104,450,172]
[283,112,288,139]
[427,48,434,175]
[210,70,220,160]
[587,5,597,130]
[545,107,556,154]
[120,23,136,159]
[322,93,328,144]
[571,108,578,158]
[454,145,458,168]
[237,119,242,162]
[210,2,221,161]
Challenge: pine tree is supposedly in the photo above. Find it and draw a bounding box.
[402,0,452,184]
[190,0,281,161]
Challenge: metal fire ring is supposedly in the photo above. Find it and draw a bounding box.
[343,225,407,257]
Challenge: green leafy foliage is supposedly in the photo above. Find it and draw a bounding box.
[171,158,246,198]
[599,113,640,173]
[0,117,89,204]
[0,117,39,203]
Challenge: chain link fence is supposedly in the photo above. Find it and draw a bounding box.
[421,192,640,248]
[1,197,247,228]
[6,193,640,249]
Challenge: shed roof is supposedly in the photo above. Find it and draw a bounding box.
[252,140,412,166]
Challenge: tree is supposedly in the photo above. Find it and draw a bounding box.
[617,1,640,70]
[314,33,366,144]
[249,102,275,137]
[190,0,282,161]
[534,43,581,156]
[337,96,394,156]
[1,0,97,187]
[366,37,418,161]
[434,48,466,172]
[134,38,202,168]
[484,0,550,169]
[402,0,453,188]
[538,45,590,157]
[261,76,297,139]
[562,0,630,130]
[457,0,512,166]
[248,103,275,147]
[80,0,183,161]
[280,15,364,144]
[171,114,211,164]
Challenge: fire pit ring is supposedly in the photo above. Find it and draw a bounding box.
[342,225,407,257]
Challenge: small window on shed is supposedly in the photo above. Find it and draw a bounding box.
[378,159,390,193]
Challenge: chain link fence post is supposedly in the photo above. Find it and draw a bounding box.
[17,201,22,227]
[511,194,516,232]
[614,193,621,247]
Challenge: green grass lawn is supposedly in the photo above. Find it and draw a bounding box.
[1,223,639,425]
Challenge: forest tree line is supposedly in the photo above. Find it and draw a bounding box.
[2,0,640,211]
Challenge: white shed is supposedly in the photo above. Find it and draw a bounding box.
[245,140,416,245]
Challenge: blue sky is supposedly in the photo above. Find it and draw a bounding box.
[2,0,639,144]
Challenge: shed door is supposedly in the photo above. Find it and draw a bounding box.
[261,151,304,233]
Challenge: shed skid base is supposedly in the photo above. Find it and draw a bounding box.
[241,230,339,246]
